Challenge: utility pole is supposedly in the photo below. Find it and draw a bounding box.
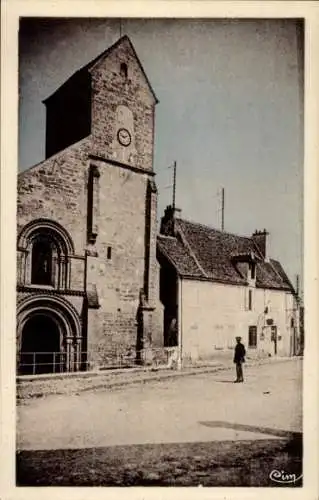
[172,161,177,210]
[221,187,225,231]
[295,274,300,304]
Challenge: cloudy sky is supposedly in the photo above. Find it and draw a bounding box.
[19,18,303,285]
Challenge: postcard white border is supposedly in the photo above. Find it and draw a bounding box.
[1,2,318,500]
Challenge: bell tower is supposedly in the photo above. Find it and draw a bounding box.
[85,36,162,360]
[41,36,162,364]
[89,35,158,172]
[44,35,158,173]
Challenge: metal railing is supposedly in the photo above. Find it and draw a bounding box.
[18,351,74,375]
[17,347,180,376]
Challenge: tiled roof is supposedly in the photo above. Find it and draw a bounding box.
[157,218,294,292]
[257,259,294,291]
[157,235,203,278]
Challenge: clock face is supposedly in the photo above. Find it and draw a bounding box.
[117,128,131,147]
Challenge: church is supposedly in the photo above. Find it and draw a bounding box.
[17,35,299,376]
[17,36,163,374]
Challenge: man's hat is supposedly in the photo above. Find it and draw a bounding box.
[235,336,242,340]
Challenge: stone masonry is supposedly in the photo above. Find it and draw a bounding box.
[17,36,163,373]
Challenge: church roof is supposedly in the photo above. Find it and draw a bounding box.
[157,218,294,292]
[43,35,158,104]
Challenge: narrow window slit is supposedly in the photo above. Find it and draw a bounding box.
[120,63,128,79]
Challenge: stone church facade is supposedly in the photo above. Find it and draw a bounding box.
[17,36,163,374]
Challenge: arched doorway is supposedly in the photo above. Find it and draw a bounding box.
[20,314,63,375]
[17,294,82,375]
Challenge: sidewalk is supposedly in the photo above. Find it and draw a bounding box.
[17,355,299,401]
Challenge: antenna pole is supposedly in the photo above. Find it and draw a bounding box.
[172,161,177,210]
[221,187,225,231]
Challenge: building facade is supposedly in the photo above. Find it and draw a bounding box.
[16,35,299,376]
[17,36,163,374]
[158,206,300,362]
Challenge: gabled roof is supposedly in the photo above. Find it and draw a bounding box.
[157,217,294,292]
[44,35,158,104]
[157,235,203,279]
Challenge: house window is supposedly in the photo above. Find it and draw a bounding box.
[107,246,112,260]
[120,62,128,79]
[31,238,53,285]
[248,326,257,348]
[250,263,256,280]
[248,289,253,310]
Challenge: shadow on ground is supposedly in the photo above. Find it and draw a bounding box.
[17,435,302,487]
[198,421,302,440]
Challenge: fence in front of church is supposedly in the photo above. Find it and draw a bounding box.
[17,346,180,376]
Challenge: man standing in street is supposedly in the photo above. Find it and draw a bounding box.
[233,336,246,383]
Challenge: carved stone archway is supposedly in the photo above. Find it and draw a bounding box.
[17,294,82,375]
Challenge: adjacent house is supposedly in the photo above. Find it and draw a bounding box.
[157,206,299,363]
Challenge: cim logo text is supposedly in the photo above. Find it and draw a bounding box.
[269,469,302,484]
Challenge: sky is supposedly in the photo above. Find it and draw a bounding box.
[18,18,304,287]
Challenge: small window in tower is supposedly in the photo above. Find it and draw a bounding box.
[120,63,128,79]
[107,246,112,260]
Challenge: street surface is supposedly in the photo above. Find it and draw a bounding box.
[17,358,302,486]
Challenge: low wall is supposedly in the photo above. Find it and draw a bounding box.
[17,353,299,402]
[182,347,282,366]
[17,347,181,400]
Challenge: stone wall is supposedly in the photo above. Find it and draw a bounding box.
[85,159,163,364]
[90,37,156,171]
[180,279,297,360]
[17,36,163,369]
[17,138,91,255]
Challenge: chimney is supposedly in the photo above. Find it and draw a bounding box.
[252,229,269,261]
[160,205,181,236]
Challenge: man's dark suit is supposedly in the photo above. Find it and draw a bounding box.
[233,342,246,382]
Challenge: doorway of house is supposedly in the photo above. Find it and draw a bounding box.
[260,325,278,357]
[20,314,62,374]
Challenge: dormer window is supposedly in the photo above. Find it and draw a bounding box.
[120,62,128,79]
[231,252,256,282]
